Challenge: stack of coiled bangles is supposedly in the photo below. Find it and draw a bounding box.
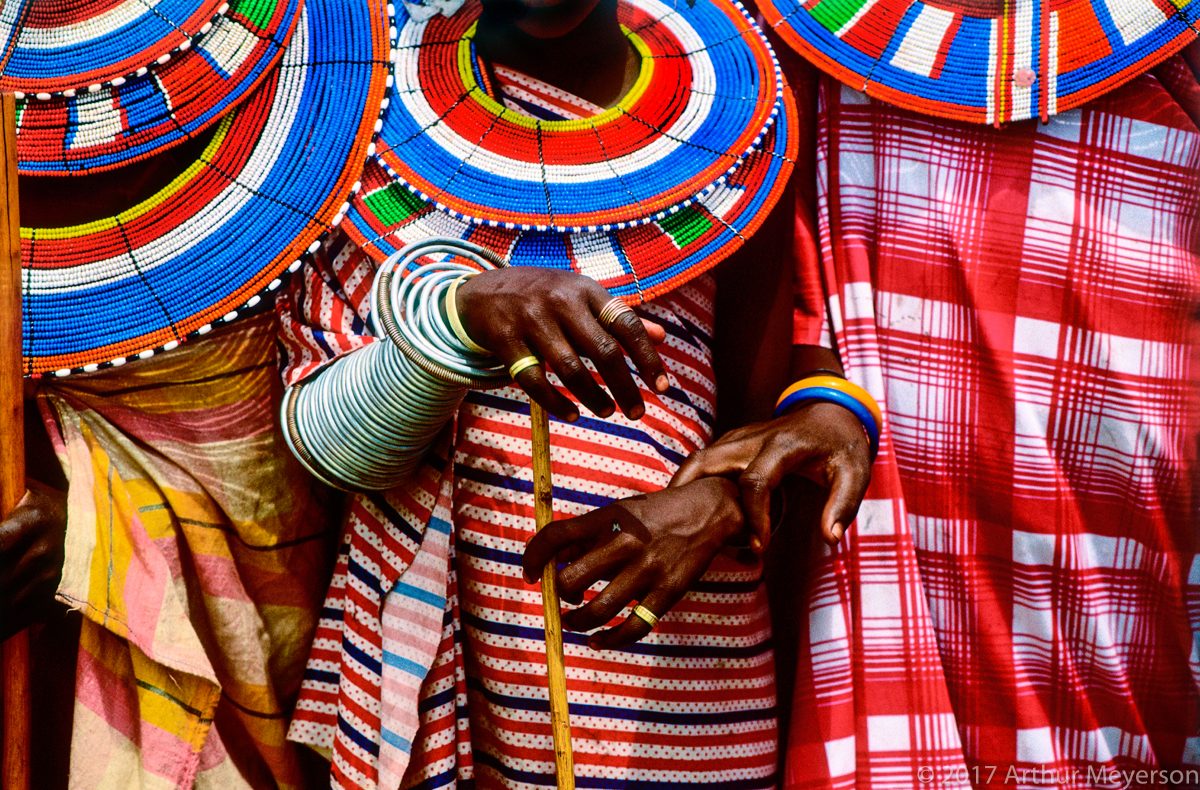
[283,238,882,493]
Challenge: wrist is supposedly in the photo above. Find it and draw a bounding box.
[773,374,881,459]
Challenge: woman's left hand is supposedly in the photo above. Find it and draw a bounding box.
[522,477,744,650]
[670,402,872,552]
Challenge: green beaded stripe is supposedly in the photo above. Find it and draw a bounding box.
[236,0,281,30]
[808,0,869,34]
[658,207,712,248]
[364,183,428,225]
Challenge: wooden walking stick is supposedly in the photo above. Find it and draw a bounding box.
[0,92,30,790]
[529,400,576,789]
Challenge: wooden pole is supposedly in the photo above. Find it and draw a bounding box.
[0,92,29,790]
[529,401,575,789]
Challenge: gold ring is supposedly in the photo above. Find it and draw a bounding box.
[508,355,541,379]
[598,297,634,329]
[631,603,660,630]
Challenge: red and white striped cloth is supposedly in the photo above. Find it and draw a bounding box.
[785,59,1200,788]
[277,63,778,789]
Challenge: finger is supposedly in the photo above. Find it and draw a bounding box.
[556,533,638,604]
[560,564,651,633]
[561,316,644,421]
[820,453,871,546]
[738,442,792,553]
[528,324,616,419]
[588,581,686,651]
[492,336,579,422]
[640,318,666,344]
[592,293,669,394]
[522,509,610,582]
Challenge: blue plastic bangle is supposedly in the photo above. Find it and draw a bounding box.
[774,386,880,459]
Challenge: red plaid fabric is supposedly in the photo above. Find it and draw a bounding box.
[786,60,1200,788]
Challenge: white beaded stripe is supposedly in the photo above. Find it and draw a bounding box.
[12,3,231,97]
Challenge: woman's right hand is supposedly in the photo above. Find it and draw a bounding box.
[0,480,67,640]
[456,268,669,422]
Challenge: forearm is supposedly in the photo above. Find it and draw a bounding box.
[790,344,842,382]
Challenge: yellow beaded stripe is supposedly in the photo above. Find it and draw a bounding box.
[22,114,234,241]
[457,22,655,132]
[776,375,882,430]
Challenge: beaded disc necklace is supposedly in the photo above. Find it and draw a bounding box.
[16,0,302,174]
[760,0,1200,125]
[21,0,392,377]
[378,0,783,232]
[0,0,232,95]
[348,0,796,301]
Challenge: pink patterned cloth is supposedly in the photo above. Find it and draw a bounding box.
[786,60,1200,788]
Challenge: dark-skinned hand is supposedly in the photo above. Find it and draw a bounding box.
[0,480,67,640]
[670,402,872,552]
[522,477,744,650]
[457,268,669,422]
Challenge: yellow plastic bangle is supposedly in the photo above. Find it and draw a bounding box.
[445,274,490,354]
[776,375,883,430]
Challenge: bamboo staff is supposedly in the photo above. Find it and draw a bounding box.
[529,400,575,789]
[0,92,30,790]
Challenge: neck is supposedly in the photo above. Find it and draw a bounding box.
[475,0,633,108]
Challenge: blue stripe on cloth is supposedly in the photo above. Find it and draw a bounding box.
[381,650,428,677]
[467,676,775,725]
[406,768,473,790]
[417,686,456,714]
[454,463,611,509]
[380,727,413,752]
[462,611,771,660]
[503,94,568,120]
[365,492,425,546]
[338,712,381,757]
[463,391,691,467]
[455,539,762,594]
[310,329,339,361]
[349,555,388,596]
[475,747,776,788]
[391,580,445,608]
[303,668,340,685]
[343,633,383,676]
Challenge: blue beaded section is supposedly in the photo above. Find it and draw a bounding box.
[23,0,387,370]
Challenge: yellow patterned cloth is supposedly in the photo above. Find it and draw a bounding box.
[41,314,336,789]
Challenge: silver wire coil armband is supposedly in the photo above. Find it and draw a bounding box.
[283,238,510,491]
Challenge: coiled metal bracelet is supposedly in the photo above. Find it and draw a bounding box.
[284,238,510,491]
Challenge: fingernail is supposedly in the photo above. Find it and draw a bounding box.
[656,375,669,392]
[831,522,845,542]
[587,638,600,650]
[567,412,579,423]
[629,405,644,420]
